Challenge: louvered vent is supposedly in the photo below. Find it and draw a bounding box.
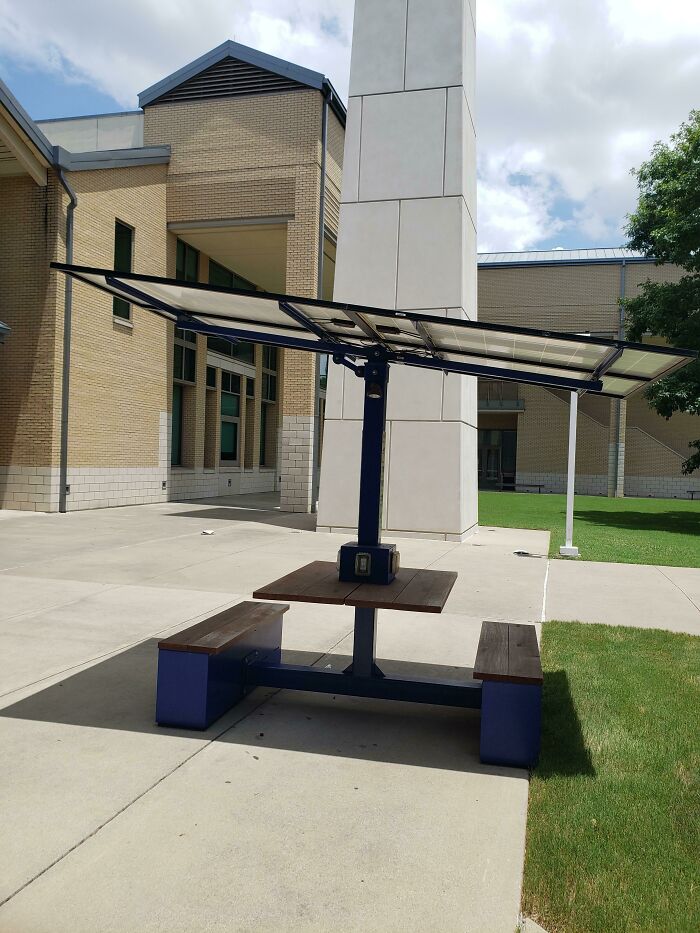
[152,57,306,105]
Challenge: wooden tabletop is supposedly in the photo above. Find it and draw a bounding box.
[253,561,457,614]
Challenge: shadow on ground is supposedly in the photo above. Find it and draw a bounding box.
[1,642,595,777]
[0,641,486,773]
[169,503,317,531]
[534,669,595,778]
[575,508,699,537]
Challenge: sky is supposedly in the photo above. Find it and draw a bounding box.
[2,0,699,253]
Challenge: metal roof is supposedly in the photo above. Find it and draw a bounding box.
[478,248,651,268]
[51,263,697,400]
[53,145,170,172]
[138,40,346,126]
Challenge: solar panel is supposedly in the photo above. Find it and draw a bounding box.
[51,263,697,398]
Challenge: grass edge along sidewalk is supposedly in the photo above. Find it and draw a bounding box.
[522,621,700,933]
[478,491,700,567]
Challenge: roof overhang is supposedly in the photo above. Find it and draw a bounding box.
[50,263,698,399]
[54,145,171,172]
[0,80,54,185]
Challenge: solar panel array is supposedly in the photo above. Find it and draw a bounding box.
[52,264,696,399]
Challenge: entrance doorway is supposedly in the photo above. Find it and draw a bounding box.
[478,428,517,489]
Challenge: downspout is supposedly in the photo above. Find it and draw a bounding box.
[311,86,330,510]
[56,162,78,513]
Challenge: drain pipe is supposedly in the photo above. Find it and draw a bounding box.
[56,163,78,513]
[311,86,330,511]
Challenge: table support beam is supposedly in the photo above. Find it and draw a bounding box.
[246,662,482,709]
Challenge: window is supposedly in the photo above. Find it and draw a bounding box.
[262,345,278,402]
[263,346,278,371]
[174,330,196,383]
[171,383,183,466]
[206,366,216,389]
[221,371,241,463]
[176,239,199,282]
[209,259,257,291]
[113,221,133,320]
[319,354,328,391]
[259,402,269,466]
[246,377,255,398]
[207,336,256,365]
[260,345,278,466]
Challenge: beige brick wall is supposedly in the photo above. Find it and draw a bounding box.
[479,258,697,495]
[516,386,608,477]
[67,163,169,468]
[143,90,322,225]
[0,173,64,468]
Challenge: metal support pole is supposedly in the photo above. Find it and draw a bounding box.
[560,391,580,557]
[357,357,389,547]
[347,356,390,677]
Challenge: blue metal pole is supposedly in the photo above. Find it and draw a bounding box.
[349,355,390,677]
[357,356,389,547]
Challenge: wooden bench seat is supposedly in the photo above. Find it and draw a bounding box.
[156,601,288,730]
[474,621,543,768]
[474,621,543,685]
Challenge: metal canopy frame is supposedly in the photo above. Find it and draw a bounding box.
[51,262,697,709]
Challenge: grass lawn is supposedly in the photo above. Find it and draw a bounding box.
[479,491,700,566]
[522,622,700,933]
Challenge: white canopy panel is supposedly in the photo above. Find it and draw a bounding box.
[52,264,697,398]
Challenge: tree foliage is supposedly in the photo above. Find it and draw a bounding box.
[624,111,700,474]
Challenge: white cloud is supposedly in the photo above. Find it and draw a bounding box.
[2,0,699,251]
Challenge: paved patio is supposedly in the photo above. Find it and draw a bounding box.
[0,495,549,933]
[2,495,696,931]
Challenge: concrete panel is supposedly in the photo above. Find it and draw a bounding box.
[36,117,99,151]
[405,0,468,90]
[386,363,444,421]
[333,200,400,308]
[397,197,466,310]
[349,0,409,96]
[359,90,447,202]
[340,97,362,204]
[96,114,144,150]
[386,420,474,535]
[462,204,478,320]
[340,364,365,420]
[444,87,477,222]
[323,358,344,419]
[316,419,363,531]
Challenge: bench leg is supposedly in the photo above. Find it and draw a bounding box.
[156,613,283,730]
[479,681,542,768]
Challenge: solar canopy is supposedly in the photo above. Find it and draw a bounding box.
[52,263,697,398]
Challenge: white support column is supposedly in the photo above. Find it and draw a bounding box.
[560,391,580,557]
[317,0,478,541]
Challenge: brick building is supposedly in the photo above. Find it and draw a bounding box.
[0,41,344,512]
[478,249,699,499]
[0,43,697,514]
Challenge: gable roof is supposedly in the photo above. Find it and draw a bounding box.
[138,40,346,125]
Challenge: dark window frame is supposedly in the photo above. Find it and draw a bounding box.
[113,219,134,320]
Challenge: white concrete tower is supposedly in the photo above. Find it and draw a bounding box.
[317,0,478,540]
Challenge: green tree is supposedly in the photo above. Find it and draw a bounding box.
[624,111,700,473]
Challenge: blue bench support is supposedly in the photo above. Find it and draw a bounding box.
[156,601,288,730]
[479,680,542,768]
[474,621,543,769]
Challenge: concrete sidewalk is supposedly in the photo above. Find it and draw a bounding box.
[546,558,700,635]
[0,497,549,933]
